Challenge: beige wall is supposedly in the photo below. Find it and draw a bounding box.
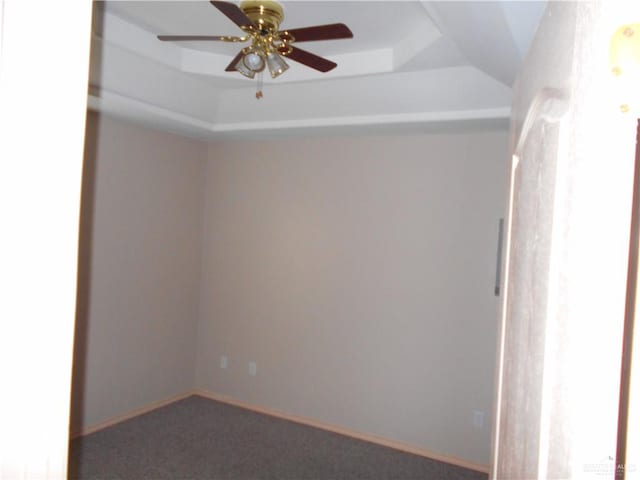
[70,113,207,432]
[197,132,507,465]
[72,115,507,465]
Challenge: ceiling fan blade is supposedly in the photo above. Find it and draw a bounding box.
[225,50,245,71]
[280,23,353,43]
[285,46,337,72]
[210,1,254,29]
[157,35,245,42]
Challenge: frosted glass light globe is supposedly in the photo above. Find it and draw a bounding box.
[243,52,265,72]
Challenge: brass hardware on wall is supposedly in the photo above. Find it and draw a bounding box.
[610,23,640,114]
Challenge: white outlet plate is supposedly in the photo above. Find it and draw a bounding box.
[249,361,256,376]
[473,410,485,428]
[220,355,228,369]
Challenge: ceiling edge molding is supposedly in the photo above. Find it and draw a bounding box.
[87,91,214,139]
[212,108,511,132]
[88,89,510,140]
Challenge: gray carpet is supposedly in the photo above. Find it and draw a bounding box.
[68,395,488,480]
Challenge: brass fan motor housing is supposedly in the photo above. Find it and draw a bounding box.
[240,0,284,32]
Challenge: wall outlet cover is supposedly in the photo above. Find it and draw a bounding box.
[473,410,485,428]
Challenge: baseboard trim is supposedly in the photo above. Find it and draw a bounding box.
[194,389,490,474]
[70,391,194,438]
[72,389,489,474]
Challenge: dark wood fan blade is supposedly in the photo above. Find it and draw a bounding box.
[157,35,244,42]
[210,1,254,29]
[285,46,337,72]
[225,50,245,71]
[280,23,353,42]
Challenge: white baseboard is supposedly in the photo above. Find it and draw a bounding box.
[195,389,490,474]
[71,388,490,474]
[69,391,194,438]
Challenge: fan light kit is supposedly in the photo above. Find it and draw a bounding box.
[158,0,354,99]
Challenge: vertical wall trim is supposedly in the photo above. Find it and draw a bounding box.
[490,154,520,478]
[615,120,640,479]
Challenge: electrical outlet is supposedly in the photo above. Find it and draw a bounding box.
[473,410,485,428]
[249,361,257,376]
[220,355,228,369]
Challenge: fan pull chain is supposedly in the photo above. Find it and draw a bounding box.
[255,71,264,99]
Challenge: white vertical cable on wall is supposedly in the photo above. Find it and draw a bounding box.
[494,218,504,296]
[0,1,92,478]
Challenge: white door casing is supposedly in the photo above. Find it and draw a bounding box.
[0,1,93,478]
[492,2,640,478]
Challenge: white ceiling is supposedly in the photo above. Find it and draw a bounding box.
[88,1,546,139]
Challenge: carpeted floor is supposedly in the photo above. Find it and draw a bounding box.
[68,395,488,480]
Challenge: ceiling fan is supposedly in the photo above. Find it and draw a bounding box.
[157,0,353,96]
